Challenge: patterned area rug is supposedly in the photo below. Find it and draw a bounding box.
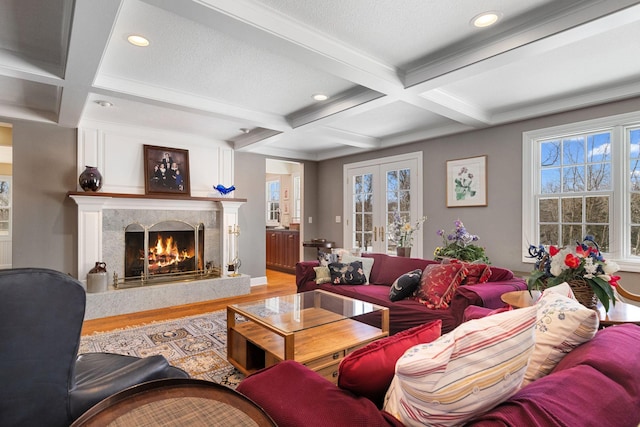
[79,309,245,388]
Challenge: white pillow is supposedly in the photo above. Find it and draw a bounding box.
[522,290,599,386]
[383,305,537,427]
[341,253,374,284]
[544,281,576,299]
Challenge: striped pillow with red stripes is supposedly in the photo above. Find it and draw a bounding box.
[383,305,537,426]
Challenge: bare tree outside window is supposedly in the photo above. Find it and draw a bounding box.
[537,132,612,251]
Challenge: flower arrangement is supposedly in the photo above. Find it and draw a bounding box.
[527,235,619,311]
[389,211,427,248]
[433,220,489,263]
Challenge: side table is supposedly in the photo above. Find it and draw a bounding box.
[597,299,640,327]
[70,378,277,426]
[502,290,640,326]
[303,239,335,256]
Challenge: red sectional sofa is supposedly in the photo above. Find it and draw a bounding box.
[296,253,527,335]
[237,323,640,427]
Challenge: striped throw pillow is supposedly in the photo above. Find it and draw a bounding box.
[383,305,537,426]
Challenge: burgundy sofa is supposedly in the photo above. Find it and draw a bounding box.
[296,253,527,335]
[238,323,640,427]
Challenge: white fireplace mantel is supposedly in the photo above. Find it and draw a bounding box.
[69,192,245,282]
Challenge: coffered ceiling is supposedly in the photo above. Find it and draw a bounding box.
[1,0,639,160]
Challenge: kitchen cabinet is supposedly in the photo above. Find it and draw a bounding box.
[266,229,300,273]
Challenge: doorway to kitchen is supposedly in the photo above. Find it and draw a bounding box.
[265,159,303,273]
[0,123,12,270]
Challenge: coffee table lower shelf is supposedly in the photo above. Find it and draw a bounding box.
[227,319,387,383]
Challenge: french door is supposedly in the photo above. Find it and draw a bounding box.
[343,152,423,256]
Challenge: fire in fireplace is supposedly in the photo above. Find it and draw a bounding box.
[124,221,204,281]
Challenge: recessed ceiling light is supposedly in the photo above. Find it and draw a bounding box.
[471,11,502,28]
[127,35,150,47]
[312,93,329,101]
[239,128,250,134]
[95,100,113,108]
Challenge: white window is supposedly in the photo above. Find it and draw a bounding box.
[522,111,640,271]
[266,179,280,225]
[292,175,301,222]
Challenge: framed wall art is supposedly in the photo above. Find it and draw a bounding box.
[446,155,487,207]
[143,145,191,196]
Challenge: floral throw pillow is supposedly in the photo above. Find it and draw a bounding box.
[462,263,492,285]
[522,290,599,385]
[441,259,491,285]
[328,261,367,285]
[389,269,423,301]
[415,263,468,309]
[341,253,374,284]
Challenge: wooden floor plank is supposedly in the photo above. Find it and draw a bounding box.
[81,270,296,335]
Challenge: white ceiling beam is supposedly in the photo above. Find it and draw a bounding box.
[314,127,381,149]
[240,144,320,162]
[144,0,403,94]
[381,123,475,149]
[0,48,63,84]
[404,92,491,127]
[93,76,290,131]
[231,128,283,150]
[287,87,385,129]
[408,1,640,94]
[405,0,640,90]
[142,0,495,145]
[0,104,58,124]
[493,79,640,124]
[57,0,123,127]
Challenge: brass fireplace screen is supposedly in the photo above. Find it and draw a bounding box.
[124,220,205,283]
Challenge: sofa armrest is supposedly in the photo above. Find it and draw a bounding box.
[451,279,527,325]
[237,361,403,427]
[296,261,320,292]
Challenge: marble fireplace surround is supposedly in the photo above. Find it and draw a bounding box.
[69,193,249,320]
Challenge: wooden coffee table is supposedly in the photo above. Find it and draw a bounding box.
[227,290,389,383]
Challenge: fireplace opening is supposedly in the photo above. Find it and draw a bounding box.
[124,221,204,282]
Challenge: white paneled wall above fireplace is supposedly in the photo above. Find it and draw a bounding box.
[77,120,234,197]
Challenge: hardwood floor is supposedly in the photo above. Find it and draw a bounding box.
[81,269,296,335]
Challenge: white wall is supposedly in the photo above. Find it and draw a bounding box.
[78,120,234,196]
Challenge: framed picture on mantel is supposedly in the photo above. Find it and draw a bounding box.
[143,145,191,196]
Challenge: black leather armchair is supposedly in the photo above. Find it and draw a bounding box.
[0,268,189,427]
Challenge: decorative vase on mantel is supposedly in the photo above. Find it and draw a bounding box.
[396,247,411,258]
[79,166,103,192]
